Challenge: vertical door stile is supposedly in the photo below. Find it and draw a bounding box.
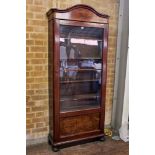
[53,19,60,142]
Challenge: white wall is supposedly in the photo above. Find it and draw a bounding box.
[122,54,129,124]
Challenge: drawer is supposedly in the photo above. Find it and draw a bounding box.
[60,113,100,136]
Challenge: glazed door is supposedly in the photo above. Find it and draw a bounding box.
[59,22,104,112]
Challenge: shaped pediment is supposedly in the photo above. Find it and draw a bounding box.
[47,4,109,23]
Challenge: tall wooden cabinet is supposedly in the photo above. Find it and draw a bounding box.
[47,4,109,151]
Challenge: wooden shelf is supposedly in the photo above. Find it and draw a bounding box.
[60,79,99,83]
[60,94,100,112]
[60,58,102,60]
[60,37,103,41]
[60,93,100,102]
[60,68,101,71]
[61,104,99,112]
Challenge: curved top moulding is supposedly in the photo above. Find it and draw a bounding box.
[47,4,109,23]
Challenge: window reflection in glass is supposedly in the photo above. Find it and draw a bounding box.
[59,25,104,111]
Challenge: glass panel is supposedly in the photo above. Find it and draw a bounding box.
[59,25,104,112]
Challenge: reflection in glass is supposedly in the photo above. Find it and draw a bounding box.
[59,25,104,112]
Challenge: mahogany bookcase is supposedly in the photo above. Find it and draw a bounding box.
[47,4,109,151]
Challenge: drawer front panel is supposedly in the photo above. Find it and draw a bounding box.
[60,113,100,136]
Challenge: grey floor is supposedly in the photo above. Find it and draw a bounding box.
[27,137,129,155]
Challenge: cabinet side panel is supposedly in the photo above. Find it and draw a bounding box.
[48,20,54,136]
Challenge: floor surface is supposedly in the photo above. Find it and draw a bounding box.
[27,137,129,155]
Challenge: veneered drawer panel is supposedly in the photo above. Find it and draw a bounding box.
[60,113,100,136]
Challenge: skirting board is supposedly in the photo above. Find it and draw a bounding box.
[26,136,47,146]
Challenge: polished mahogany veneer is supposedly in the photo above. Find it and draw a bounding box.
[47,4,109,151]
